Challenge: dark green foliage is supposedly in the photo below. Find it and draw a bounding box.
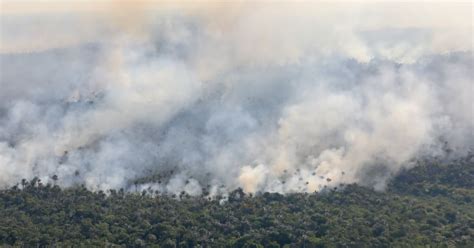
[1,160,473,247]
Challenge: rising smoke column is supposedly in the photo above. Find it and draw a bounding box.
[0,1,472,195]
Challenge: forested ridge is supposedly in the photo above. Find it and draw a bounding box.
[1,159,473,247]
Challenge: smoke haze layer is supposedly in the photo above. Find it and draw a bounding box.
[0,1,472,195]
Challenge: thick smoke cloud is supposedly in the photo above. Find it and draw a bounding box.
[0,1,472,195]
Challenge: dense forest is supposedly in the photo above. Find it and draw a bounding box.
[1,158,473,247]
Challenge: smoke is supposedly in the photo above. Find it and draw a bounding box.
[0,1,472,195]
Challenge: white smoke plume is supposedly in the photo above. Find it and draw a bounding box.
[0,1,472,195]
